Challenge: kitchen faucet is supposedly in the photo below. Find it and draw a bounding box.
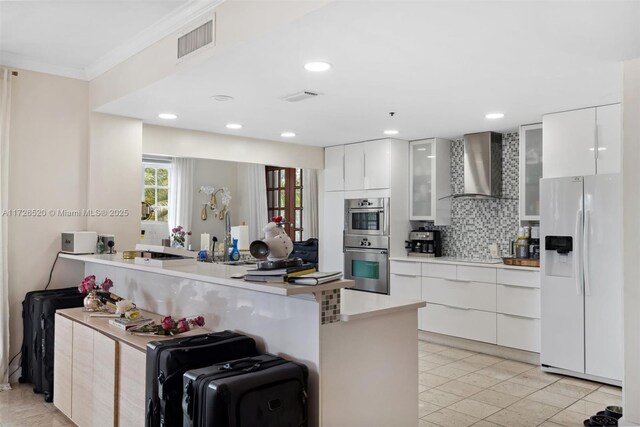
[223,210,231,261]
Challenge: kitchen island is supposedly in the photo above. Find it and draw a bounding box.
[60,253,424,427]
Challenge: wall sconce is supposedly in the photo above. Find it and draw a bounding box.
[199,186,232,221]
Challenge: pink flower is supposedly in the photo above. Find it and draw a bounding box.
[161,316,175,331]
[177,319,190,333]
[193,316,205,327]
[100,278,113,293]
[187,231,192,236]
[78,275,96,294]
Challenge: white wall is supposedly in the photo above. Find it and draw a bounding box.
[190,158,240,248]
[143,124,323,170]
[622,58,640,423]
[87,113,143,251]
[7,69,88,376]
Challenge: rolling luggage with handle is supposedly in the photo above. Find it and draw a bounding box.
[39,293,86,401]
[19,287,83,398]
[182,354,309,427]
[146,331,258,427]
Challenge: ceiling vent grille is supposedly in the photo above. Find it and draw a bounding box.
[177,20,213,59]
[281,91,320,102]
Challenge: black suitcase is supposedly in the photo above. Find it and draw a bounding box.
[19,287,82,390]
[182,354,308,427]
[146,331,258,427]
[39,293,86,401]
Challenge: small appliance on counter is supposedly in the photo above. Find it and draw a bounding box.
[97,234,116,254]
[61,231,98,254]
[405,228,442,257]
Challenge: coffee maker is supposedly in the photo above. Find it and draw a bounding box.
[405,229,442,257]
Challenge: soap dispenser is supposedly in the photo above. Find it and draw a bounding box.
[229,238,240,261]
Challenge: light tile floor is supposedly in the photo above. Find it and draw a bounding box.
[417,340,622,427]
[0,340,623,426]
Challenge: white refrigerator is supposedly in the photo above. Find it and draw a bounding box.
[540,174,623,385]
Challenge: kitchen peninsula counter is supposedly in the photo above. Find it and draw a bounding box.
[60,253,423,427]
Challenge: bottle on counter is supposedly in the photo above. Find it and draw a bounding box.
[229,238,240,262]
[515,227,530,259]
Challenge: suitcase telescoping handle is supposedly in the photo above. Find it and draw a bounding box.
[219,358,263,373]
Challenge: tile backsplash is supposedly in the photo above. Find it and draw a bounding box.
[429,132,520,258]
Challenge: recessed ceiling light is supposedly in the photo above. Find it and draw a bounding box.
[304,61,331,72]
[281,132,296,138]
[485,112,505,119]
[427,155,436,159]
[417,148,427,152]
[226,123,243,130]
[211,95,234,102]
[384,129,399,135]
[158,113,177,120]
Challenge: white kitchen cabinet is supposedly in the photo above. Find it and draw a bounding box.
[344,139,390,191]
[595,103,621,174]
[409,138,452,224]
[324,145,344,191]
[422,277,496,312]
[519,123,543,221]
[390,271,423,327]
[422,303,497,344]
[497,314,540,353]
[320,191,345,272]
[542,104,620,178]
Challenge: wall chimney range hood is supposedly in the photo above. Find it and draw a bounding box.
[453,131,503,199]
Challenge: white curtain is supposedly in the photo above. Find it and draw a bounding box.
[302,169,319,239]
[0,68,12,391]
[247,164,268,242]
[168,157,194,241]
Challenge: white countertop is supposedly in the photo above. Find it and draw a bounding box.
[340,289,425,322]
[60,253,355,296]
[389,256,540,271]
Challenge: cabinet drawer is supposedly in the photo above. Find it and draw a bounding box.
[421,263,456,280]
[390,274,421,297]
[457,266,497,283]
[422,277,496,312]
[390,260,421,276]
[497,284,540,318]
[497,314,540,352]
[497,269,540,288]
[422,303,497,344]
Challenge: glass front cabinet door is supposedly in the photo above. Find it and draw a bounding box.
[519,123,543,221]
[409,138,452,225]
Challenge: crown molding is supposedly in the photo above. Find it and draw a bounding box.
[84,0,225,81]
[0,51,87,80]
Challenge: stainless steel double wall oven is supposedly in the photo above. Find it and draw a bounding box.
[343,198,390,294]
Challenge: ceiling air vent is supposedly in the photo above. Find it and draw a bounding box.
[281,91,320,102]
[177,19,214,59]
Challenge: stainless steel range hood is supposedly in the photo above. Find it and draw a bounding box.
[453,131,502,199]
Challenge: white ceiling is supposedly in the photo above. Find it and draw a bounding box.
[4,1,640,146]
[0,0,220,79]
[97,1,640,146]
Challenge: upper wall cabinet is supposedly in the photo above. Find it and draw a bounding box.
[519,123,543,221]
[324,145,345,191]
[343,139,391,191]
[542,104,621,178]
[409,138,452,225]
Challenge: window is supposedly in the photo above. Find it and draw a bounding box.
[143,163,170,222]
[266,167,303,241]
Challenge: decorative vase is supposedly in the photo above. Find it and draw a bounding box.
[83,291,102,311]
[171,239,184,248]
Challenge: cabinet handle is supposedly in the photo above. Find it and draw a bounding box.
[441,303,471,311]
[392,273,418,278]
[500,313,538,320]
[443,278,471,284]
[499,283,538,290]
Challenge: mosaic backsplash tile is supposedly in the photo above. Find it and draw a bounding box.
[429,132,521,259]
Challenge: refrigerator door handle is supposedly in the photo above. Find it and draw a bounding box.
[584,210,592,296]
[574,209,583,296]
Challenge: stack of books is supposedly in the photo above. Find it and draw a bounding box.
[108,317,153,331]
[243,263,316,283]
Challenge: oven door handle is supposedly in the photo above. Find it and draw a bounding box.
[348,208,385,213]
[344,248,388,255]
